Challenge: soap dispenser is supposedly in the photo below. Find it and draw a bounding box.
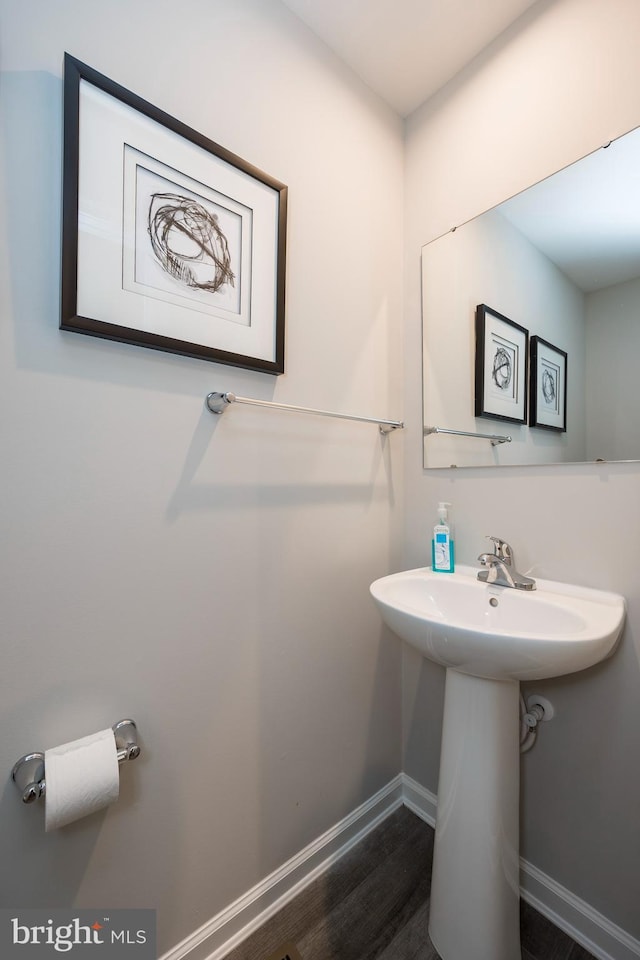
[431,502,455,573]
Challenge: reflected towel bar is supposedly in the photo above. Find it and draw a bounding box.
[11,720,140,804]
[206,392,404,435]
[424,426,512,446]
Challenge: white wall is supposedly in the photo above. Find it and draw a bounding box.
[422,208,586,467]
[0,1,404,953]
[404,0,640,938]
[586,276,640,461]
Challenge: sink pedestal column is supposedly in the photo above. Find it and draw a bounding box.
[429,669,521,960]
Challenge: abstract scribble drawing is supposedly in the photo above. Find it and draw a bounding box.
[492,346,513,391]
[148,193,235,294]
[542,368,557,406]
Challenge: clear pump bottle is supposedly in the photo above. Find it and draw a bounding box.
[431,502,455,573]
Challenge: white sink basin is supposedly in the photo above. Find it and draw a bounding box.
[370,564,625,681]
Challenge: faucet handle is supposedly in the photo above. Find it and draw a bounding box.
[485,536,513,564]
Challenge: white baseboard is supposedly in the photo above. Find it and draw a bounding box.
[161,772,640,960]
[159,775,404,960]
[401,773,437,827]
[520,861,640,960]
[404,775,640,960]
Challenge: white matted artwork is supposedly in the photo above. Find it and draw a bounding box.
[61,54,287,373]
[122,148,250,323]
[474,304,528,424]
[529,336,567,431]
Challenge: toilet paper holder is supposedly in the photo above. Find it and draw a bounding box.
[11,719,140,804]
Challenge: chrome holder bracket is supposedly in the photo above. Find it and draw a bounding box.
[11,753,45,804]
[12,719,140,804]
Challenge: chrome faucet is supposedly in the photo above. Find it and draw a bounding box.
[477,536,536,591]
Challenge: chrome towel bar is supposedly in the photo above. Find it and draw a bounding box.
[206,391,404,435]
[424,426,512,446]
[11,720,140,804]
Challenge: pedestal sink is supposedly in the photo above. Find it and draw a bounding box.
[370,564,625,960]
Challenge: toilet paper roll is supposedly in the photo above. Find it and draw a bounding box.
[44,728,120,831]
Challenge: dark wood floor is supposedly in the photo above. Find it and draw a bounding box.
[222,806,597,960]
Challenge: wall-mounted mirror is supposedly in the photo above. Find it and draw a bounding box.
[422,124,640,468]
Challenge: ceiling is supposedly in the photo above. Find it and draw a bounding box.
[281,0,640,290]
[280,0,542,116]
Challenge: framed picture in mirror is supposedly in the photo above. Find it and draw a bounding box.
[474,304,528,424]
[529,336,567,431]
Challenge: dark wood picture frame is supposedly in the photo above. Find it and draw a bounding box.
[474,303,528,424]
[61,54,287,374]
[529,335,567,432]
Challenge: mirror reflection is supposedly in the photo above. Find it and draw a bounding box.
[422,124,640,468]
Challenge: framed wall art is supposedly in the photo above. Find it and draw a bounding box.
[529,336,567,431]
[474,304,528,424]
[61,54,287,374]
